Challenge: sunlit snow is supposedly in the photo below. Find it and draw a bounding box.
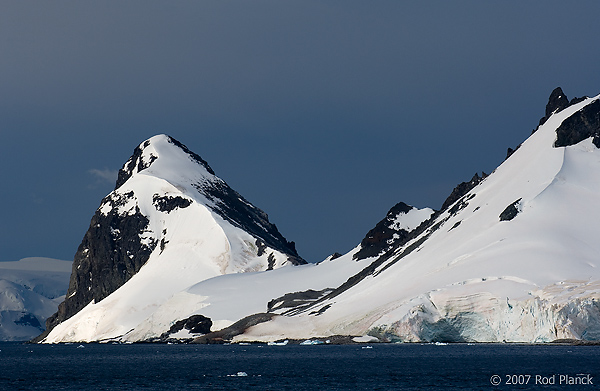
[43,97,600,343]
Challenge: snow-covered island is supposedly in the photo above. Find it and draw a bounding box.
[25,88,600,344]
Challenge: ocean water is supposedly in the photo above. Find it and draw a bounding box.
[0,342,598,390]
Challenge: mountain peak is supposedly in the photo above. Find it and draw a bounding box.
[538,87,570,127]
[353,202,433,260]
[546,87,570,118]
[115,134,215,189]
[39,134,304,343]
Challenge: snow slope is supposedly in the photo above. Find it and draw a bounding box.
[238,93,600,343]
[41,91,600,344]
[0,258,71,341]
[42,135,303,343]
[119,203,435,341]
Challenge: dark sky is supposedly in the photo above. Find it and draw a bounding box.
[1,1,599,263]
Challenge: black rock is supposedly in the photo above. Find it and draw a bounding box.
[506,147,516,160]
[499,199,522,221]
[38,192,158,342]
[353,202,414,260]
[539,87,570,126]
[440,173,486,212]
[329,252,343,260]
[163,314,212,337]
[554,99,600,148]
[192,313,276,344]
[267,288,334,314]
[570,96,587,106]
[115,141,157,190]
[152,194,192,213]
[196,178,303,264]
[545,87,570,119]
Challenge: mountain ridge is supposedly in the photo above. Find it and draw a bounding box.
[235,89,600,343]
[37,87,600,344]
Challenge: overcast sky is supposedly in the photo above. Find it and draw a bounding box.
[1,1,599,263]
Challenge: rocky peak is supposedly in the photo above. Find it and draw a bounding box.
[353,202,432,260]
[36,134,304,342]
[440,172,487,212]
[115,135,215,189]
[538,87,570,127]
[545,87,570,118]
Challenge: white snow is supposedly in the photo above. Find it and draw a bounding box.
[42,135,304,343]
[390,207,434,232]
[239,95,600,343]
[42,96,600,343]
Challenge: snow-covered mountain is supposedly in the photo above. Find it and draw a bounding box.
[39,135,303,342]
[0,257,71,341]
[237,88,600,343]
[40,88,600,344]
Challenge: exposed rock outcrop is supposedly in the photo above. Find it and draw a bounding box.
[554,99,600,148]
[539,87,570,127]
[353,202,414,260]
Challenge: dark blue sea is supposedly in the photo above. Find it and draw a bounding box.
[0,342,598,390]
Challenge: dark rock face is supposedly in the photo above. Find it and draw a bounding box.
[554,99,600,148]
[499,199,522,221]
[267,288,334,314]
[266,253,276,271]
[115,141,157,189]
[546,87,570,120]
[538,87,570,127]
[447,193,475,217]
[514,88,593,158]
[192,313,276,344]
[40,192,158,340]
[152,194,192,212]
[440,173,486,212]
[145,314,212,342]
[308,304,331,316]
[569,96,587,106]
[354,202,413,260]
[255,239,268,257]
[165,314,212,335]
[196,179,304,265]
[449,221,461,231]
[329,252,343,260]
[505,146,517,160]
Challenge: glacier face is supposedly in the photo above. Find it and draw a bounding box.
[41,135,303,343]
[237,93,600,343]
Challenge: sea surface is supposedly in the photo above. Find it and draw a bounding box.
[0,342,598,390]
